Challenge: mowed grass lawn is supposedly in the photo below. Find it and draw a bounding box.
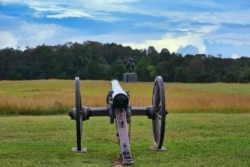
[0,79,250,166]
[0,114,249,167]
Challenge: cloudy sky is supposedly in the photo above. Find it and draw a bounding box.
[0,0,250,58]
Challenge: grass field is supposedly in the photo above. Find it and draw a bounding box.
[0,79,249,115]
[0,114,249,167]
[0,80,249,166]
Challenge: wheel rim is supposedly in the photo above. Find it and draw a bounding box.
[152,76,166,149]
[75,77,83,151]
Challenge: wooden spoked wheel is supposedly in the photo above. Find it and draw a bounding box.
[152,76,166,149]
[75,77,83,151]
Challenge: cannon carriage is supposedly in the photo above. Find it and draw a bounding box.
[68,76,168,165]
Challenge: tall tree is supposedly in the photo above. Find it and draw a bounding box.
[137,56,152,81]
[188,58,205,82]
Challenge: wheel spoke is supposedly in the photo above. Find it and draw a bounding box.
[155,112,162,120]
[156,104,161,112]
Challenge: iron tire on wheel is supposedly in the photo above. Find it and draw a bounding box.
[75,77,83,151]
[152,76,166,149]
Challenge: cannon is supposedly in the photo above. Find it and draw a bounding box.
[68,76,168,165]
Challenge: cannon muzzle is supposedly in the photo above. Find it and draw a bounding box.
[111,80,129,109]
[113,94,128,109]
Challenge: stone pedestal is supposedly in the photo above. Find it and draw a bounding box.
[123,73,137,82]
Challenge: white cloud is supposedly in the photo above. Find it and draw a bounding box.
[205,33,250,46]
[6,22,75,49]
[1,0,250,57]
[231,54,240,59]
[177,45,199,55]
[123,33,206,54]
[214,10,250,25]
[19,23,57,45]
[0,0,137,20]
[46,9,91,19]
[0,31,17,49]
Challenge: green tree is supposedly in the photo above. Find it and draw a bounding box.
[239,68,250,83]
[1,41,250,82]
[27,45,57,79]
[55,44,74,79]
[205,70,219,82]
[147,46,159,66]
[224,72,237,83]
[71,43,92,79]
[188,58,206,82]
[137,56,152,81]
[155,61,175,82]
[175,66,188,82]
[106,60,125,80]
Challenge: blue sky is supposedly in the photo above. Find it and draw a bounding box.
[0,0,250,58]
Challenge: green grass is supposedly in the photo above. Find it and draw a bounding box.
[0,80,249,166]
[0,114,249,167]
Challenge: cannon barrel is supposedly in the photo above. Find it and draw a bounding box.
[111,80,129,109]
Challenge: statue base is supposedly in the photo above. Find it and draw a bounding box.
[123,73,137,82]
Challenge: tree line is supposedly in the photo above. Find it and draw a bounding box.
[0,41,250,82]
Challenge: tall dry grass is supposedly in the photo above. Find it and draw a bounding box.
[167,86,250,113]
[0,80,249,115]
